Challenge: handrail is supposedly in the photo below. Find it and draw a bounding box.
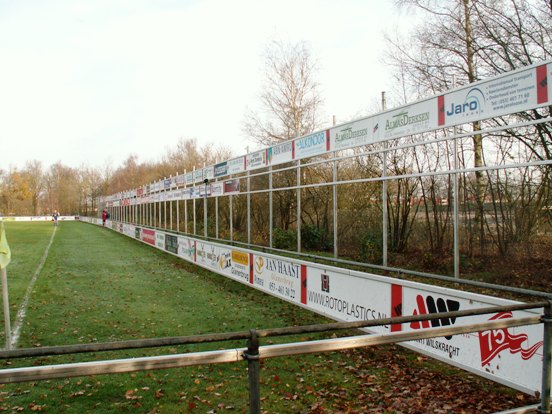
[0,301,546,359]
[0,301,548,413]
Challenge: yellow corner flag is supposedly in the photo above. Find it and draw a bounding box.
[0,221,11,269]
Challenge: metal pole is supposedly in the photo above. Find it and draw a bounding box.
[381,91,388,267]
[247,171,251,245]
[230,192,233,242]
[333,151,338,258]
[453,76,460,279]
[215,191,219,239]
[244,330,261,414]
[164,180,167,230]
[204,183,208,239]
[176,199,180,233]
[297,160,301,253]
[185,199,188,234]
[1,267,11,350]
[193,194,197,236]
[453,124,460,278]
[540,302,552,414]
[269,166,273,249]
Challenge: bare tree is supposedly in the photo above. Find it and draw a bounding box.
[243,40,324,146]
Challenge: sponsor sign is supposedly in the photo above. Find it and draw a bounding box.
[294,130,329,160]
[193,169,203,184]
[330,117,374,151]
[393,284,543,394]
[141,229,155,245]
[305,266,390,333]
[177,236,195,262]
[211,182,224,197]
[185,172,194,185]
[227,156,246,174]
[252,254,303,304]
[216,246,234,277]
[122,224,135,238]
[381,99,436,139]
[165,234,178,254]
[214,161,228,177]
[203,166,214,181]
[199,184,212,197]
[175,174,186,186]
[438,63,550,127]
[196,241,219,271]
[224,179,240,195]
[246,150,267,171]
[268,141,294,165]
[163,179,171,190]
[217,249,250,284]
[156,232,165,249]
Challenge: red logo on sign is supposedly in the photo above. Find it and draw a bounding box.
[478,312,543,367]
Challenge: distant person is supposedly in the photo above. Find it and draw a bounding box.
[102,209,107,226]
[52,210,60,227]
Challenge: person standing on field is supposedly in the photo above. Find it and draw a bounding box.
[102,209,107,226]
[52,210,59,227]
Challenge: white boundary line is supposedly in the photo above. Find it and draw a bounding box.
[9,226,57,349]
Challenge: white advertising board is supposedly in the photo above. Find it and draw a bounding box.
[252,254,303,305]
[228,157,246,174]
[246,150,267,171]
[305,265,391,334]
[380,98,437,140]
[268,141,294,166]
[438,62,550,127]
[329,117,375,152]
[177,236,196,262]
[294,130,329,160]
[193,169,203,184]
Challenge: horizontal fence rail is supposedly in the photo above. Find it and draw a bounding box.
[0,303,548,413]
[0,301,545,359]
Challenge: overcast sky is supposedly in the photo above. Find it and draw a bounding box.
[0,0,417,172]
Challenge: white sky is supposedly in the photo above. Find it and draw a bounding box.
[0,0,417,171]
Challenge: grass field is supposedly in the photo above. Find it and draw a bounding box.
[0,221,538,413]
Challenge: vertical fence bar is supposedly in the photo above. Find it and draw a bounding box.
[453,76,460,279]
[1,267,11,350]
[269,166,273,250]
[176,199,180,233]
[185,199,188,234]
[381,92,388,268]
[453,127,460,279]
[215,192,219,239]
[247,171,251,246]
[193,194,197,236]
[333,151,338,258]
[297,160,301,253]
[204,183,208,239]
[244,330,261,414]
[230,192,233,242]
[540,302,552,414]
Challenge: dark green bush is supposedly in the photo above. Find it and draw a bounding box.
[273,227,297,249]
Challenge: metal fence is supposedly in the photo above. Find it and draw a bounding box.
[0,301,549,413]
[100,61,552,282]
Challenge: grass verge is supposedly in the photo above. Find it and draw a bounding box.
[0,222,538,413]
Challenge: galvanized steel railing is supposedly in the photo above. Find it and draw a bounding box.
[0,301,549,414]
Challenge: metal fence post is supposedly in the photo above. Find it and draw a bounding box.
[243,329,261,414]
[540,301,551,414]
[1,267,11,350]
